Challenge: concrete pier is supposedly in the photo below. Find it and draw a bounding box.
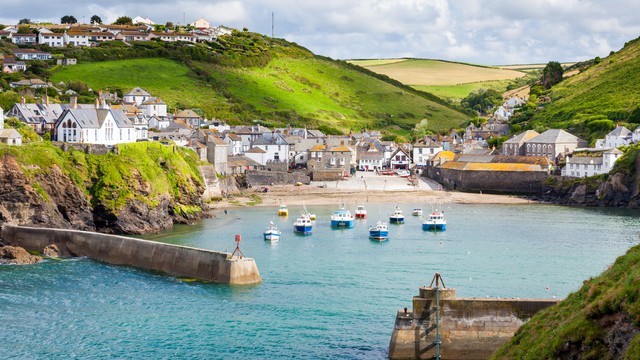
[389,284,559,359]
[1,225,261,285]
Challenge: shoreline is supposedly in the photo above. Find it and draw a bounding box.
[212,184,536,209]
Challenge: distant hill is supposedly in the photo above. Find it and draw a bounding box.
[517,36,640,144]
[49,32,469,135]
[349,58,529,100]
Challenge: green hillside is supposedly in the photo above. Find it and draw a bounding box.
[515,36,640,144]
[491,242,640,359]
[49,32,469,135]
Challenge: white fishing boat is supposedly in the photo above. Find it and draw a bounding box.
[412,208,423,216]
[389,206,405,224]
[422,210,446,231]
[263,221,281,241]
[355,205,367,219]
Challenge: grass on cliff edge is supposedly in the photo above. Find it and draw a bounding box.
[491,243,640,359]
[0,141,204,213]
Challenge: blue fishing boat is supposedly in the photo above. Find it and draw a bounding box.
[422,210,446,231]
[263,221,281,242]
[330,207,355,228]
[369,220,389,241]
[389,206,405,224]
[293,213,313,235]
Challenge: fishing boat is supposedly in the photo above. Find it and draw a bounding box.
[389,206,405,224]
[422,210,446,231]
[369,220,389,241]
[263,221,281,242]
[412,208,423,216]
[277,204,288,216]
[293,213,313,235]
[355,205,367,219]
[330,207,355,228]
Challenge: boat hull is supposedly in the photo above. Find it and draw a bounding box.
[263,232,281,241]
[294,225,313,235]
[331,220,355,228]
[389,217,404,224]
[422,223,446,231]
[369,230,389,240]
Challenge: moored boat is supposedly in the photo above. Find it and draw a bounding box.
[389,206,405,224]
[277,204,288,216]
[263,222,281,242]
[293,213,313,235]
[355,205,367,219]
[331,207,355,228]
[369,220,389,241]
[422,210,446,231]
[412,208,423,216]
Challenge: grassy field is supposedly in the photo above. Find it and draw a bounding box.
[413,80,513,100]
[51,58,226,116]
[350,59,526,86]
[52,56,469,134]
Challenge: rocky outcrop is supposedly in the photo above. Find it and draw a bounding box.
[0,153,205,235]
[0,245,42,265]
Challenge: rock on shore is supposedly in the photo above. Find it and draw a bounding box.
[0,245,42,265]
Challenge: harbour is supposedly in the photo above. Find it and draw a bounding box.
[1,203,639,359]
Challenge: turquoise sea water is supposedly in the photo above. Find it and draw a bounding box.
[1,203,639,359]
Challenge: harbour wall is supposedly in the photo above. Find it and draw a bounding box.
[389,286,559,359]
[426,167,548,193]
[1,225,261,285]
[246,170,310,187]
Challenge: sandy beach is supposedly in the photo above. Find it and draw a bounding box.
[214,171,534,208]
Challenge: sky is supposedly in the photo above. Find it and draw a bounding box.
[1,0,639,65]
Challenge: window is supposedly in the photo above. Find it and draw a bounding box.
[274,152,280,161]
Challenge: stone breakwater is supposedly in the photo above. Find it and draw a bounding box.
[1,225,261,285]
[389,285,558,359]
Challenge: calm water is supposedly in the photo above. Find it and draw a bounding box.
[1,203,639,359]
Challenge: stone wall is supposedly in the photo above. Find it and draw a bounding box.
[1,225,262,285]
[389,286,559,359]
[55,142,112,155]
[426,167,549,193]
[246,170,310,187]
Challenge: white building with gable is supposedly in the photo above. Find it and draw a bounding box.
[55,104,137,145]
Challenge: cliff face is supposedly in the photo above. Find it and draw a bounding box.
[532,155,640,208]
[0,142,207,235]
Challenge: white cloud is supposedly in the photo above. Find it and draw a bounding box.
[0,0,638,64]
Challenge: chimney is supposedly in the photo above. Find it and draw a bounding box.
[70,96,77,109]
[95,97,100,108]
[21,97,25,104]
[44,94,49,106]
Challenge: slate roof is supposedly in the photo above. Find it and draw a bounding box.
[528,129,584,144]
[63,108,133,129]
[125,87,150,97]
[246,147,266,153]
[607,126,632,137]
[0,129,21,139]
[503,130,540,145]
[175,109,202,119]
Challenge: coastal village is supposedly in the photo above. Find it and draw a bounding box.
[0,16,635,193]
[0,84,632,192]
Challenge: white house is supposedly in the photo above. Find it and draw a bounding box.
[244,147,268,165]
[412,137,443,168]
[223,133,243,155]
[139,97,167,117]
[190,17,211,29]
[55,106,137,145]
[132,16,155,25]
[148,115,170,130]
[0,129,22,145]
[604,126,632,149]
[64,31,90,46]
[389,147,412,170]
[123,87,152,106]
[38,31,65,47]
[561,148,624,178]
[252,132,290,164]
[10,33,37,45]
[493,106,511,121]
[13,49,52,60]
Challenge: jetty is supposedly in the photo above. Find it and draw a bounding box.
[1,225,261,285]
[388,273,558,359]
